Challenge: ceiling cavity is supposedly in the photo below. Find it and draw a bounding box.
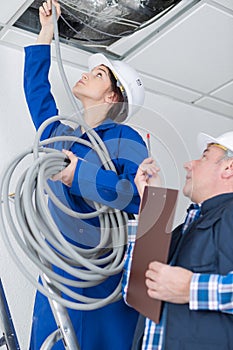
[13,0,182,54]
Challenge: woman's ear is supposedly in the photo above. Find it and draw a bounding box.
[222,159,233,179]
[105,91,118,104]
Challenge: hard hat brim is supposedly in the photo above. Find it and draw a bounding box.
[88,54,127,99]
[88,53,116,79]
[197,132,232,153]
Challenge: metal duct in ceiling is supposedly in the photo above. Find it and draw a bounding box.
[13,0,182,54]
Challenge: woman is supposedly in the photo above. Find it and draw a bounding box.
[24,1,148,349]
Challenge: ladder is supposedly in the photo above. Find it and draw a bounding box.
[40,276,81,350]
[0,279,20,350]
[0,277,80,350]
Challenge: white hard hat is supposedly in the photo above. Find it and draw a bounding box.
[88,53,145,121]
[198,131,233,153]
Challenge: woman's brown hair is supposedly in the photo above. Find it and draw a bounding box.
[106,67,128,123]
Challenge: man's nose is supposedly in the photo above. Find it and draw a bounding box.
[183,160,192,170]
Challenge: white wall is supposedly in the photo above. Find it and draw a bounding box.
[0,44,36,349]
[0,42,232,349]
[128,92,233,225]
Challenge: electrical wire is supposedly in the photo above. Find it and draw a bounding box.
[0,5,130,310]
[59,0,141,27]
[60,13,134,41]
[58,0,182,48]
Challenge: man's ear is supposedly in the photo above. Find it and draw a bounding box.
[222,159,233,179]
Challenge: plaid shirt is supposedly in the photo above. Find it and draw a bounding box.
[190,273,233,313]
[123,204,233,349]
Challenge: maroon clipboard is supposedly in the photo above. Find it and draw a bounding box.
[126,186,179,324]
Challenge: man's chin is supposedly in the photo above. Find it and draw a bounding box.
[182,186,192,200]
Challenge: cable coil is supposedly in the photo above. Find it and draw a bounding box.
[0,115,128,310]
[0,4,129,311]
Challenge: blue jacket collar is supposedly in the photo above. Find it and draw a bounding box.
[94,118,119,131]
[201,192,233,215]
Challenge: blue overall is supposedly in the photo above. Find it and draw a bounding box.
[24,44,148,349]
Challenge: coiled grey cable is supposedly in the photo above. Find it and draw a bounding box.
[0,114,128,310]
[0,5,130,310]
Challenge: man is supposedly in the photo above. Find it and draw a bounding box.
[124,131,233,350]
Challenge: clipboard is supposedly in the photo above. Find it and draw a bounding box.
[126,186,179,324]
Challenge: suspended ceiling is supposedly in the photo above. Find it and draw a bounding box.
[13,0,183,50]
[0,0,233,119]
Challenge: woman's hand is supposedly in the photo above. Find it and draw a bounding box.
[135,157,161,198]
[52,150,78,187]
[37,0,61,44]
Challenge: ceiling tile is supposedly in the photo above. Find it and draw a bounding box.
[211,81,233,105]
[195,96,233,118]
[140,74,202,103]
[1,28,90,68]
[129,2,233,93]
[210,0,233,11]
[0,0,27,24]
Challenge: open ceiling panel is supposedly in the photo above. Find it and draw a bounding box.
[13,0,182,54]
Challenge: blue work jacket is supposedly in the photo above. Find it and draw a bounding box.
[132,193,233,350]
[24,44,147,350]
[24,45,148,243]
[165,193,233,350]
